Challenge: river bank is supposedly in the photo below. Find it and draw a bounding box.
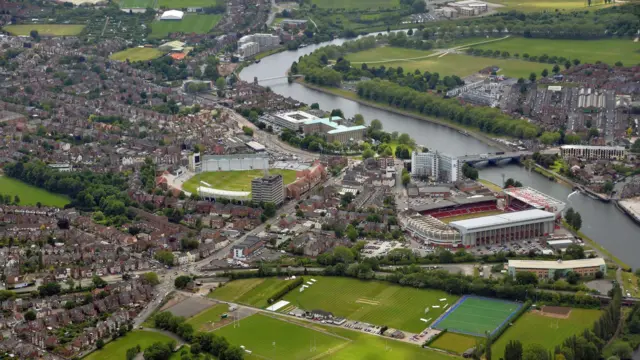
[616,198,640,226]
[295,79,512,152]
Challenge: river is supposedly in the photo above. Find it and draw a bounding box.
[239,38,640,269]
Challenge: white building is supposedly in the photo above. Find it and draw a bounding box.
[237,33,280,56]
[448,209,556,247]
[411,151,461,183]
[271,111,318,131]
[560,145,626,160]
[239,42,259,58]
[160,10,185,20]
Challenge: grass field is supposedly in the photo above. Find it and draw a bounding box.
[110,47,165,62]
[185,303,229,331]
[159,0,222,7]
[215,314,349,360]
[471,37,640,67]
[209,278,298,308]
[118,0,155,7]
[182,169,297,195]
[84,331,174,360]
[487,0,614,11]
[346,48,547,78]
[492,308,601,359]
[0,176,70,207]
[282,276,457,333]
[430,332,480,354]
[432,296,521,336]
[622,272,639,297]
[311,0,400,9]
[150,14,221,38]
[3,24,85,36]
[441,210,505,224]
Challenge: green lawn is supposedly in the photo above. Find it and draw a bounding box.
[182,169,297,195]
[215,314,349,360]
[282,276,458,333]
[347,48,547,78]
[185,303,229,331]
[209,278,300,308]
[150,14,221,38]
[488,0,614,11]
[621,272,639,297]
[0,176,70,207]
[110,47,165,62]
[492,308,601,359]
[430,332,480,354]
[432,297,521,336]
[158,0,222,7]
[471,37,640,67]
[3,24,85,36]
[311,0,400,9]
[118,0,155,7]
[84,331,174,360]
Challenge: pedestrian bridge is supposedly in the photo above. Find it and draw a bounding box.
[460,151,533,165]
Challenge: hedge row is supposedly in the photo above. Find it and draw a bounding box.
[424,328,448,347]
[491,300,532,341]
[267,276,304,304]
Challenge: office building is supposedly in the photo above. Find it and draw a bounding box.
[560,145,626,160]
[507,258,606,279]
[411,151,461,183]
[251,174,285,205]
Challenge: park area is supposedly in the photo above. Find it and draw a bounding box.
[311,0,400,9]
[110,47,165,62]
[430,332,480,354]
[182,169,297,195]
[209,277,299,308]
[470,37,640,67]
[346,48,547,78]
[185,303,230,331]
[150,14,222,39]
[491,307,601,359]
[282,276,457,333]
[2,24,85,36]
[485,0,615,11]
[84,331,175,360]
[432,296,521,336]
[0,176,70,207]
[117,0,155,7]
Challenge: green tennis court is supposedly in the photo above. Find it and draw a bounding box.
[432,296,521,336]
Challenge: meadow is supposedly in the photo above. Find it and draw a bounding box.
[470,37,640,67]
[432,296,521,336]
[282,276,458,333]
[185,303,229,331]
[3,24,85,36]
[150,14,222,39]
[117,0,155,7]
[110,47,165,62]
[215,314,349,360]
[430,332,480,354]
[0,176,70,207]
[182,169,297,194]
[208,278,298,308]
[492,308,602,359]
[346,48,547,78]
[311,0,400,10]
[158,0,222,7]
[84,331,174,360]
[487,0,614,12]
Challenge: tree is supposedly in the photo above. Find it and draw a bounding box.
[354,114,365,126]
[529,72,537,82]
[485,332,492,360]
[370,119,383,131]
[523,344,550,360]
[175,275,191,289]
[565,244,585,260]
[402,172,411,186]
[603,180,614,194]
[155,250,174,267]
[215,77,226,96]
[222,345,244,360]
[30,30,40,41]
[142,272,160,286]
[92,275,107,288]
[13,195,20,205]
[346,224,358,242]
[552,64,560,74]
[516,271,538,286]
[25,310,36,321]
[242,126,254,136]
[96,339,105,350]
[566,271,580,285]
[263,202,276,217]
[38,282,61,297]
[572,212,582,231]
[610,341,633,359]
[505,340,523,360]
[564,208,575,225]
[541,69,549,77]
[362,148,375,159]
[143,342,173,360]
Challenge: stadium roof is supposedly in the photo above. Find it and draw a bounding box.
[508,258,605,270]
[160,10,184,20]
[197,187,251,200]
[503,186,565,212]
[408,196,496,213]
[448,209,555,232]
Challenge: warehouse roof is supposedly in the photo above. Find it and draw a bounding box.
[508,258,605,270]
[449,209,555,232]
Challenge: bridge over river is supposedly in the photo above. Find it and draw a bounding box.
[460,151,533,165]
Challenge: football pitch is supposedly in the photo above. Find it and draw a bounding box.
[150,14,222,39]
[282,276,458,333]
[185,303,229,331]
[209,278,298,308]
[110,48,165,62]
[181,169,297,195]
[3,24,85,36]
[432,296,521,336]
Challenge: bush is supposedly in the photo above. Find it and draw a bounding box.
[267,277,304,304]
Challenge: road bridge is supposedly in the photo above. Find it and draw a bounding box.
[460,151,533,166]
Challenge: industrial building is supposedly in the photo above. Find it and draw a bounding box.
[560,145,626,160]
[507,258,606,279]
[251,174,285,205]
[159,10,184,20]
[448,209,556,247]
[411,150,461,183]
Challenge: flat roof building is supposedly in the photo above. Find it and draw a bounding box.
[251,174,285,205]
[503,186,565,214]
[560,145,626,160]
[508,258,606,279]
[272,111,318,131]
[449,209,556,247]
[302,117,366,143]
[411,151,461,183]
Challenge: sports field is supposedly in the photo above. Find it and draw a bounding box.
[441,210,505,224]
[117,0,155,7]
[487,0,614,11]
[215,314,349,360]
[311,0,400,9]
[430,332,480,354]
[182,169,297,195]
[159,0,222,6]
[3,24,85,36]
[110,48,165,62]
[471,38,640,67]
[150,14,222,39]
[209,278,298,308]
[282,276,457,333]
[347,48,547,78]
[432,296,521,336]
[492,308,601,359]
[0,176,70,207]
[185,303,229,331]
[84,331,174,360]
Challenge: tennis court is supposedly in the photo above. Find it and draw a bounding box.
[432,296,521,336]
